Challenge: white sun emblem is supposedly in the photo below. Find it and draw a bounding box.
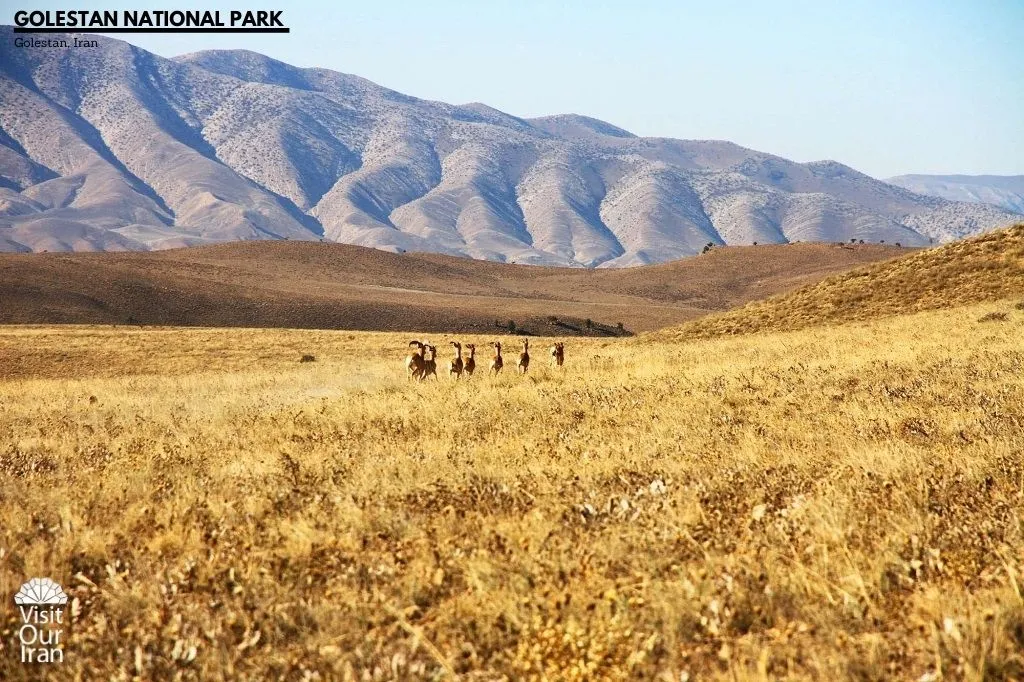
[14,577,68,605]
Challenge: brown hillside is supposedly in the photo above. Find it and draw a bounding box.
[0,241,910,334]
[654,223,1024,341]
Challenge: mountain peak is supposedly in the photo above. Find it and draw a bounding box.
[174,48,323,89]
[528,114,636,139]
[0,32,1017,262]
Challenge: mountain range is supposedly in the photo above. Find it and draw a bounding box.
[886,174,1024,215]
[0,27,1017,266]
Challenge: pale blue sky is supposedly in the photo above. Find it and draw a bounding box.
[10,1,1024,178]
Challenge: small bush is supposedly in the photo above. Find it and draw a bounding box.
[299,354,316,363]
[1015,301,1024,311]
[508,320,517,332]
[978,312,1008,323]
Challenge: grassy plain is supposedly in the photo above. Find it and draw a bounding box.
[1,297,1023,680]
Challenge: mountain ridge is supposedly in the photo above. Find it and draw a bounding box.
[886,174,1024,215]
[0,27,1017,265]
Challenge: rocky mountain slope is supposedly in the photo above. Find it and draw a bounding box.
[886,174,1024,215]
[0,27,1017,266]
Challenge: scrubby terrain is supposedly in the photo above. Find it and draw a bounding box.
[1,297,1023,679]
[0,239,910,333]
[1,27,1018,263]
[660,223,1024,340]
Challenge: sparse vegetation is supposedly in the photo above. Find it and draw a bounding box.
[0,240,913,334]
[661,224,1024,341]
[1,297,1022,679]
[299,353,316,363]
[978,311,1009,323]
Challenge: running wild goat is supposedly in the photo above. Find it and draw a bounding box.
[422,344,438,380]
[550,342,565,367]
[403,340,565,379]
[449,342,464,379]
[517,338,530,374]
[406,340,426,380]
[490,341,504,375]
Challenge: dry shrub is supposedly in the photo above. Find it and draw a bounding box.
[978,311,1009,323]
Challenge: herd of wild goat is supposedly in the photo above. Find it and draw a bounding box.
[405,339,565,380]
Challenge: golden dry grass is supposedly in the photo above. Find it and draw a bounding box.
[1,301,1023,680]
[657,223,1024,341]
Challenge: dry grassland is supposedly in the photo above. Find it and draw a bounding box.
[0,239,910,334]
[665,224,1024,341]
[1,300,1023,680]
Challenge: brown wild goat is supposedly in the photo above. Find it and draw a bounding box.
[490,342,503,375]
[550,342,565,367]
[406,340,426,380]
[449,341,464,379]
[422,344,438,380]
[464,344,476,376]
[518,338,530,374]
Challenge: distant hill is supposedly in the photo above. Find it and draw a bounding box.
[0,239,910,333]
[653,223,1024,340]
[0,26,1017,266]
[886,174,1024,215]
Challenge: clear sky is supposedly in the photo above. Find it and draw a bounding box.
[10,0,1024,178]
